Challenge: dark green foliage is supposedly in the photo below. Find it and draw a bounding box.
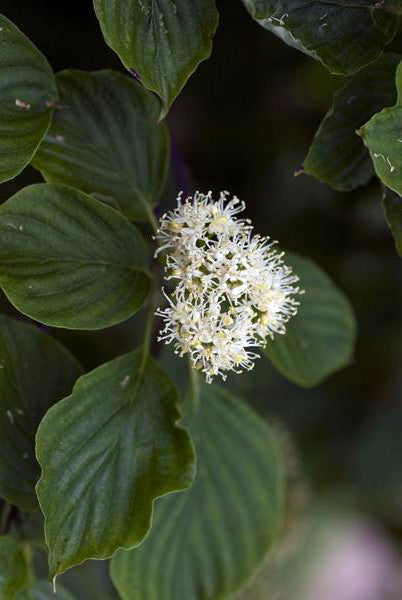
[0,184,151,329]
[0,315,82,510]
[33,70,169,221]
[1,3,397,599]
[265,254,356,387]
[304,54,400,191]
[0,15,58,182]
[111,385,283,600]
[93,0,219,117]
[36,349,195,577]
[241,0,398,75]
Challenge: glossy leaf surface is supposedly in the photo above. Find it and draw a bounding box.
[36,349,195,577]
[93,0,219,117]
[0,184,151,329]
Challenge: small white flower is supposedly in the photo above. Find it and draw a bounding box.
[155,191,303,383]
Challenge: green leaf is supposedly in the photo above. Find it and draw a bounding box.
[241,0,398,76]
[36,349,195,578]
[265,253,356,388]
[0,14,58,183]
[93,0,219,118]
[0,315,81,511]
[0,536,29,600]
[16,581,76,600]
[383,188,402,256]
[32,70,169,221]
[304,54,400,191]
[111,384,284,600]
[0,184,151,329]
[360,60,402,196]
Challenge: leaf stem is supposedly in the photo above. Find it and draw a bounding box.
[136,278,157,385]
[143,285,156,358]
[189,361,200,411]
[137,200,160,379]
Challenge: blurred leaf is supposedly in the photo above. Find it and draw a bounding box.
[93,0,219,118]
[16,581,76,600]
[241,0,398,75]
[304,54,400,191]
[61,560,119,600]
[233,425,309,600]
[265,254,356,388]
[111,384,283,600]
[0,184,151,329]
[33,70,169,221]
[355,402,402,500]
[0,536,29,600]
[360,60,402,196]
[36,349,195,577]
[0,15,58,183]
[0,315,81,511]
[383,188,402,255]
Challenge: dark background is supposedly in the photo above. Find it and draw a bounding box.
[1,0,401,593]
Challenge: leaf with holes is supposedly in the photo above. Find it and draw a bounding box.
[0,315,81,511]
[241,0,398,76]
[383,188,402,256]
[0,536,29,600]
[0,14,58,182]
[304,53,400,191]
[0,184,151,329]
[111,384,283,600]
[36,349,195,577]
[265,253,356,388]
[360,60,402,196]
[93,0,219,118]
[33,70,169,221]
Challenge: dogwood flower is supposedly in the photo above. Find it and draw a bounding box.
[155,191,303,383]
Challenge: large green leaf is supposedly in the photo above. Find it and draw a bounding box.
[0,315,81,511]
[111,384,284,600]
[36,349,195,578]
[360,60,402,196]
[0,14,58,183]
[0,536,29,600]
[304,54,400,191]
[265,254,356,388]
[0,184,151,329]
[93,0,219,118]
[33,70,169,221]
[241,0,398,76]
[383,188,402,256]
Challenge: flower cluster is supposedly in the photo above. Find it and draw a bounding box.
[155,191,302,383]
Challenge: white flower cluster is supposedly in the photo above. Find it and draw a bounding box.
[155,191,302,383]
